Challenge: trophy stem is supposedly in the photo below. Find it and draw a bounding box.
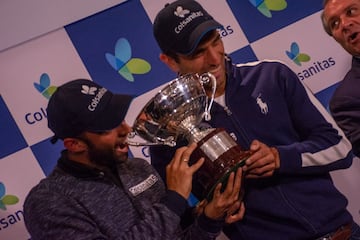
[186,127,214,143]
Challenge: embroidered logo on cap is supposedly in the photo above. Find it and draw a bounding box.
[81,84,107,112]
[174,6,190,18]
[81,85,97,95]
[174,6,203,34]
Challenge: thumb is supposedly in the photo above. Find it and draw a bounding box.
[250,139,260,151]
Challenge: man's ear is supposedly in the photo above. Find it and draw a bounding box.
[63,138,87,152]
[159,53,180,73]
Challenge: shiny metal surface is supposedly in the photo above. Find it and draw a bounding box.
[199,131,238,162]
[129,72,216,146]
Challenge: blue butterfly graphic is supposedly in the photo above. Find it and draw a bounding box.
[286,42,310,66]
[105,38,151,82]
[33,73,57,99]
[0,182,19,211]
[249,0,287,18]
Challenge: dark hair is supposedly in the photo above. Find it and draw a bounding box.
[321,0,333,36]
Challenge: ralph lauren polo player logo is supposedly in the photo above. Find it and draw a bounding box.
[256,93,268,115]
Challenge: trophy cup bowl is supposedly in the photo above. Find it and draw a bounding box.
[129,73,251,201]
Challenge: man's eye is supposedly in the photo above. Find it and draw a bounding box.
[91,130,111,135]
[330,20,339,30]
[349,7,357,15]
[189,50,204,58]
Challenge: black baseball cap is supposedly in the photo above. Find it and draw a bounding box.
[153,0,223,55]
[47,79,133,143]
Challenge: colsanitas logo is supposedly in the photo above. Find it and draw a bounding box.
[0,182,24,232]
[286,42,310,66]
[175,11,203,33]
[249,0,287,18]
[218,25,234,38]
[297,57,336,81]
[105,38,151,82]
[0,182,18,210]
[33,73,57,99]
[129,174,158,196]
[27,74,58,126]
[87,87,107,112]
[285,42,336,80]
[174,6,190,18]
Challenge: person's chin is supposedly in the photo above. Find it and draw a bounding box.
[115,151,129,163]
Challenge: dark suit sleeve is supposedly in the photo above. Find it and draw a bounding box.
[330,95,360,157]
[149,138,188,182]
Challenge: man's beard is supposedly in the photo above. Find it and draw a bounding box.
[85,139,128,168]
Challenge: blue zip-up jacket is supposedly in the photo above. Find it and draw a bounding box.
[150,58,354,240]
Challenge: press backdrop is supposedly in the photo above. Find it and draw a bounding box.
[0,0,359,239]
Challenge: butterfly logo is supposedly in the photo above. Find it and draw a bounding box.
[249,0,287,18]
[286,42,311,66]
[0,182,19,211]
[81,85,97,95]
[34,73,57,99]
[105,38,151,82]
[174,6,190,18]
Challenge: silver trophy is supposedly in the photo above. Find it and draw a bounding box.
[128,73,251,200]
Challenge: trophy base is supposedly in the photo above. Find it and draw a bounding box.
[204,159,246,201]
[190,128,251,201]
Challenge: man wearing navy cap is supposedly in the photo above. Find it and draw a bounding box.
[150,0,358,239]
[23,79,244,239]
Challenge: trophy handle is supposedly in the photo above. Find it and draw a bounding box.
[199,73,216,121]
[126,131,177,147]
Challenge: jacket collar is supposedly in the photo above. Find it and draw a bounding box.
[57,150,106,178]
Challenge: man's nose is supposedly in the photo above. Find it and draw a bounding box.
[340,16,354,30]
[206,47,220,64]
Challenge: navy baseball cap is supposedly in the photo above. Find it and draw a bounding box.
[47,79,133,142]
[153,0,223,55]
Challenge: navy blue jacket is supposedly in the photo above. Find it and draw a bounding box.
[330,56,360,157]
[150,58,354,240]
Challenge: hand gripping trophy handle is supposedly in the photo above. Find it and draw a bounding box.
[128,72,251,201]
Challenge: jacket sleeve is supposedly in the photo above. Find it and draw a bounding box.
[275,63,354,175]
[329,94,360,157]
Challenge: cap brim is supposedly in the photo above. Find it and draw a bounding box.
[185,20,223,55]
[87,94,133,132]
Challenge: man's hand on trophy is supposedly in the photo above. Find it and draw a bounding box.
[243,140,280,178]
[196,168,245,222]
[165,142,205,199]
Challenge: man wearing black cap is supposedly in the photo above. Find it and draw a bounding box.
[23,79,244,239]
[150,1,357,239]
